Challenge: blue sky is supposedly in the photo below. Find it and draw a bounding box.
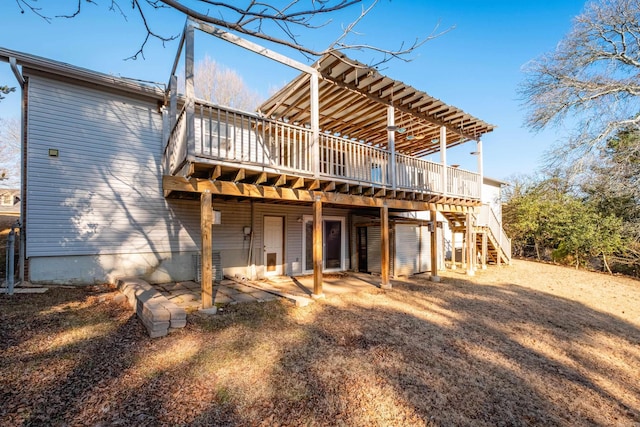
[0,0,586,181]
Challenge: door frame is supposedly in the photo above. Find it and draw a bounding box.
[301,215,346,274]
[263,215,285,276]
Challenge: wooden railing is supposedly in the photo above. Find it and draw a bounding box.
[319,134,390,185]
[194,103,313,174]
[447,167,480,199]
[478,204,511,262]
[162,101,482,200]
[163,106,187,175]
[396,153,444,193]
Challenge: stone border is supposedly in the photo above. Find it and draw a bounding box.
[116,277,187,338]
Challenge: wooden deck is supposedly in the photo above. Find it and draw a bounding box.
[164,102,482,209]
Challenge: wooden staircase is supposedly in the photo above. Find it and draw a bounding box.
[441,209,511,266]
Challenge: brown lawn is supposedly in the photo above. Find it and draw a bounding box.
[1,258,639,426]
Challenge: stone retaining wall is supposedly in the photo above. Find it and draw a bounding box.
[116,277,187,338]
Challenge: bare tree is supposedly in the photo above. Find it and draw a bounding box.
[14,0,443,64]
[520,0,640,166]
[0,118,20,187]
[180,55,262,110]
[0,85,15,101]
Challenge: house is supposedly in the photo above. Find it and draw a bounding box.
[0,189,20,214]
[0,18,510,306]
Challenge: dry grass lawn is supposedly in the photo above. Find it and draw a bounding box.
[1,260,639,426]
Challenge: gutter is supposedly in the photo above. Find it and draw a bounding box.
[9,57,25,87]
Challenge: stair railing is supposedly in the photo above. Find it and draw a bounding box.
[479,205,511,263]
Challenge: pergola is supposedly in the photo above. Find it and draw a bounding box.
[165,18,496,308]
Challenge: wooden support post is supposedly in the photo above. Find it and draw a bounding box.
[201,190,213,308]
[185,23,195,156]
[380,204,392,289]
[481,231,488,270]
[451,232,457,270]
[430,209,440,282]
[312,197,324,298]
[461,233,466,268]
[466,212,475,276]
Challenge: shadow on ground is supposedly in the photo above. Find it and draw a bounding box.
[1,269,639,426]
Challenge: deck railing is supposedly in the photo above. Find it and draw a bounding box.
[447,167,480,199]
[164,106,187,175]
[194,103,313,174]
[319,134,390,185]
[163,101,482,200]
[478,204,512,262]
[396,153,444,193]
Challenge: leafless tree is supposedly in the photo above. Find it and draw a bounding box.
[520,0,640,167]
[179,55,263,110]
[0,118,20,186]
[14,0,445,65]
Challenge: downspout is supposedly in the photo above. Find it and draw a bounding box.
[9,57,26,283]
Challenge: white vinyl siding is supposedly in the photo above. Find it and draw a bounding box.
[25,75,199,257]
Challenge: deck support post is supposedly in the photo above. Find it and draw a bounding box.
[380,203,392,289]
[466,211,475,276]
[481,231,488,270]
[201,190,213,308]
[312,196,324,298]
[440,126,447,196]
[430,209,440,282]
[450,232,457,270]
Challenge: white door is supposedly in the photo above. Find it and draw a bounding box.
[264,216,284,276]
[395,224,419,276]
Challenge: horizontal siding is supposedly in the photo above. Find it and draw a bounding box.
[26,75,199,257]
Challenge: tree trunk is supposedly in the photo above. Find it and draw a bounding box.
[603,253,612,274]
[534,241,541,260]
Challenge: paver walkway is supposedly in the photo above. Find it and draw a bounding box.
[154,272,383,312]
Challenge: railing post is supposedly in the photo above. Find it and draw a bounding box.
[185,22,196,159]
[466,211,475,276]
[169,75,177,133]
[440,126,447,195]
[476,139,483,200]
[387,105,397,189]
[310,72,320,178]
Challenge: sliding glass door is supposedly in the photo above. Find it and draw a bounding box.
[302,216,345,273]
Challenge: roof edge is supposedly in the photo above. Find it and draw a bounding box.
[0,47,166,100]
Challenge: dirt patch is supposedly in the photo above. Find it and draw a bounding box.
[1,260,639,426]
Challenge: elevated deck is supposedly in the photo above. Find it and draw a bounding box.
[164,102,481,209]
